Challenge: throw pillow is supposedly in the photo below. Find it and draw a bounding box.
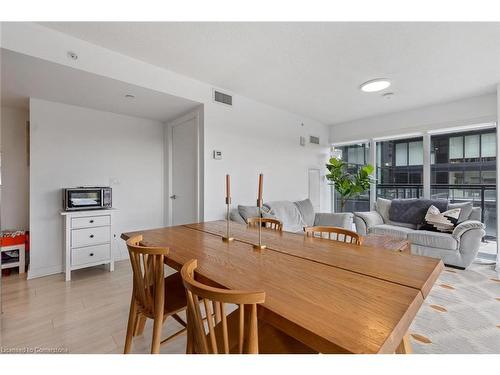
[448,202,473,223]
[420,205,461,233]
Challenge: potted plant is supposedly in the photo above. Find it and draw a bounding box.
[325,157,375,211]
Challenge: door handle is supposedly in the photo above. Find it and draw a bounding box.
[170,195,177,199]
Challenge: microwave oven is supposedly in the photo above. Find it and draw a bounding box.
[62,187,112,211]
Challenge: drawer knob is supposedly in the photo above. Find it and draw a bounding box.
[89,220,94,223]
[90,253,94,256]
[89,234,94,238]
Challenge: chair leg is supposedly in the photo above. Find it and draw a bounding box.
[151,313,163,354]
[395,334,412,354]
[124,296,138,354]
[134,316,147,336]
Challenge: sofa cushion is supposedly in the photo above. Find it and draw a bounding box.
[408,230,458,250]
[314,212,353,229]
[294,199,315,227]
[448,202,473,223]
[237,205,261,222]
[375,198,418,229]
[368,224,414,240]
[230,208,246,224]
[264,201,305,233]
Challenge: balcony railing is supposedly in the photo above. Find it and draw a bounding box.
[336,184,497,240]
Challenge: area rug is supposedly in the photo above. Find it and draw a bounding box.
[409,262,500,353]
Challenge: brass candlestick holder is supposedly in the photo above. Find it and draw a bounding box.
[222,197,234,242]
[252,199,266,250]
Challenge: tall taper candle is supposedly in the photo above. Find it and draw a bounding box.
[226,174,231,200]
[258,173,263,204]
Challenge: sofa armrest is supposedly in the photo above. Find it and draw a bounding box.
[354,211,383,227]
[314,212,353,229]
[452,220,485,240]
[452,221,486,268]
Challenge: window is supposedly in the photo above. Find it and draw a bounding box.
[395,143,407,166]
[481,133,496,158]
[376,137,423,199]
[408,141,423,165]
[333,143,370,213]
[464,135,480,159]
[430,128,496,242]
[449,136,463,160]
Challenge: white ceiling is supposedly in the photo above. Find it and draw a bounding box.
[39,22,500,125]
[1,49,200,122]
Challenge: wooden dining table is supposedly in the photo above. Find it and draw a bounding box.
[121,220,443,354]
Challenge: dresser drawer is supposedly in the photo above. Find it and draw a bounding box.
[71,244,110,267]
[71,215,111,229]
[71,226,110,248]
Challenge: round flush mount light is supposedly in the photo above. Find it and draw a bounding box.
[382,92,394,99]
[125,94,136,99]
[360,78,391,93]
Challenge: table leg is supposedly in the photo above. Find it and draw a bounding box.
[395,333,412,354]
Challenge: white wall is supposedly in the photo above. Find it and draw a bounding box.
[1,106,29,230]
[29,99,165,278]
[1,23,331,225]
[204,96,330,220]
[329,93,497,143]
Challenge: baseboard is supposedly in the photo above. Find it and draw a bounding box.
[27,264,63,280]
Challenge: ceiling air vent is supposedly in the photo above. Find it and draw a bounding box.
[213,90,233,106]
[309,135,320,145]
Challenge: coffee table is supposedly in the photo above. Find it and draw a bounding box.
[362,234,411,254]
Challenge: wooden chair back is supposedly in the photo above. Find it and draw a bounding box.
[181,259,266,354]
[247,217,283,231]
[304,226,362,245]
[126,235,169,317]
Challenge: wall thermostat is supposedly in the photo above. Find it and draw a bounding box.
[213,150,223,160]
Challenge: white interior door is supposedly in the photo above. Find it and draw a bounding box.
[171,116,198,225]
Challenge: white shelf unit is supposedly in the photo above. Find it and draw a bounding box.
[1,243,26,274]
[61,209,115,281]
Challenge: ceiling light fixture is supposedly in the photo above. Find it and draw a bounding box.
[382,92,394,99]
[125,94,136,99]
[360,78,391,93]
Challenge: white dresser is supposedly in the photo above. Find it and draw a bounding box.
[61,209,115,281]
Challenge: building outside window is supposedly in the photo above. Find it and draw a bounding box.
[376,137,424,199]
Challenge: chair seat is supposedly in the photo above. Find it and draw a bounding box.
[141,271,187,318]
[212,308,316,354]
[163,271,188,315]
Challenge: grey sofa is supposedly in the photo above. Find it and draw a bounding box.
[231,198,353,233]
[354,198,486,269]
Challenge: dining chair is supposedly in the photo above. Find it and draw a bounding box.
[181,259,316,354]
[124,235,188,354]
[247,217,283,231]
[304,226,362,245]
